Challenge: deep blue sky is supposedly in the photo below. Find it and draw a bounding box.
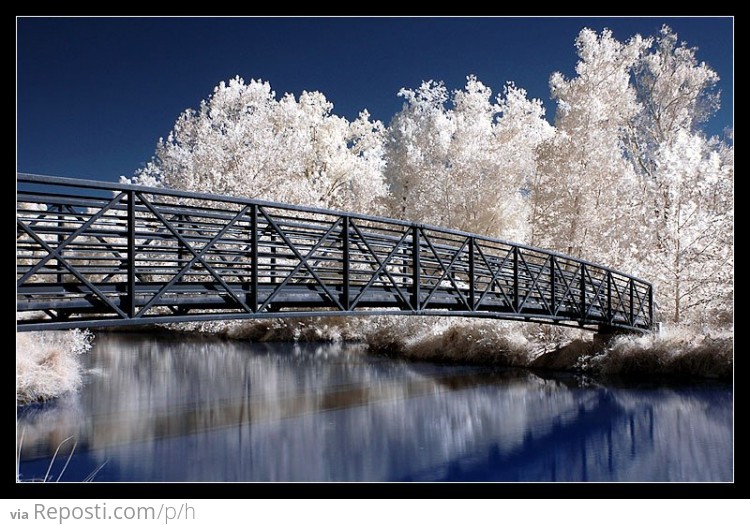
[17,17,733,183]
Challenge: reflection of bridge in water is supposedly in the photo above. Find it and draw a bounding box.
[17,174,652,333]
[17,334,725,482]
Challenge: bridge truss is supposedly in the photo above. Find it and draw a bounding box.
[17,174,652,332]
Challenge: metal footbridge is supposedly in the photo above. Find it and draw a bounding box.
[16,174,652,332]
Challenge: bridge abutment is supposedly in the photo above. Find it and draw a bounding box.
[593,325,631,351]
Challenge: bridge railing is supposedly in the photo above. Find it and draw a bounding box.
[17,173,653,331]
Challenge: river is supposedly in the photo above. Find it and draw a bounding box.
[16,332,732,482]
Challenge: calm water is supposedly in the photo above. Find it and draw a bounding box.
[17,332,732,482]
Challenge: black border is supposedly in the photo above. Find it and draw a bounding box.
[13,13,741,500]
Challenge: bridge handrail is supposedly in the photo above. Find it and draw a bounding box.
[17,172,651,286]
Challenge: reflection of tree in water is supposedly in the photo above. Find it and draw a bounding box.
[398,381,731,482]
[17,334,732,481]
[400,389,652,481]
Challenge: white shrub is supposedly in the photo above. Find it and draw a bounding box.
[16,330,93,404]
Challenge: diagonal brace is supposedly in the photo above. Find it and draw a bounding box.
[136,204,252,317]
[420,233,471,310]
[474,244,515,310]
[17,192,125,286]
[17,221,128,318]
[348,223,412,310]
[553,259,582,316]
[139,196,253,314]
[516,252,551,313]
[258,209,344,312]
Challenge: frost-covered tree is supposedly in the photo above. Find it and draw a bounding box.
[126,76,388,214]
[636,131,733,324]
[625,27,733,324]
[627,25,720,169]
[529,28,648,265]
[126,28,732,328]
[385,76,552,241]
[531,26,733,325]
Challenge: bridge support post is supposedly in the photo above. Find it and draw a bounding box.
[580,262,587,324]
[513,246,519,312]
[126,190,136,319]
[250,204,258,312]
[606,271,612,323]
[342,216,350,311]
[56,205,64,286]
[412,226,420,311]
[648,285,654,330]
[629,279,635,326]
[176,213,189,315]
[270,231,277,285]
[468,238,475,311]
[549,254,556,316]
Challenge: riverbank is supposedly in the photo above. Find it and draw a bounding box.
[365,321,732,381]
[168,317,734,381]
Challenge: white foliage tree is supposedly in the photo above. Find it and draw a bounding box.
[637,130,733,324]
[628,25,720,165]
[530,28,649,265]
[126,28,732,329]
[125,76,388,214]
[626,26,732,324]
[385,76,552,241]
[531,25,733,325]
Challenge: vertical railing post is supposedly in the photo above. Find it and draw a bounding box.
[402,246,408,286]
[629,278,635,327]
[250,204,258,313]
[648,283,654,329]
[549,254,556,316]
[175,213,187,316]
[270,231,277,285]
[412,226,421,311]
[513,246,519,312]
[126,190,136,319]
[56,205,64,285]
[606,271,612,323]
[468,238,475,311]
[580,261,586,322]
[177,214,186,281]
[342,216,350,311]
